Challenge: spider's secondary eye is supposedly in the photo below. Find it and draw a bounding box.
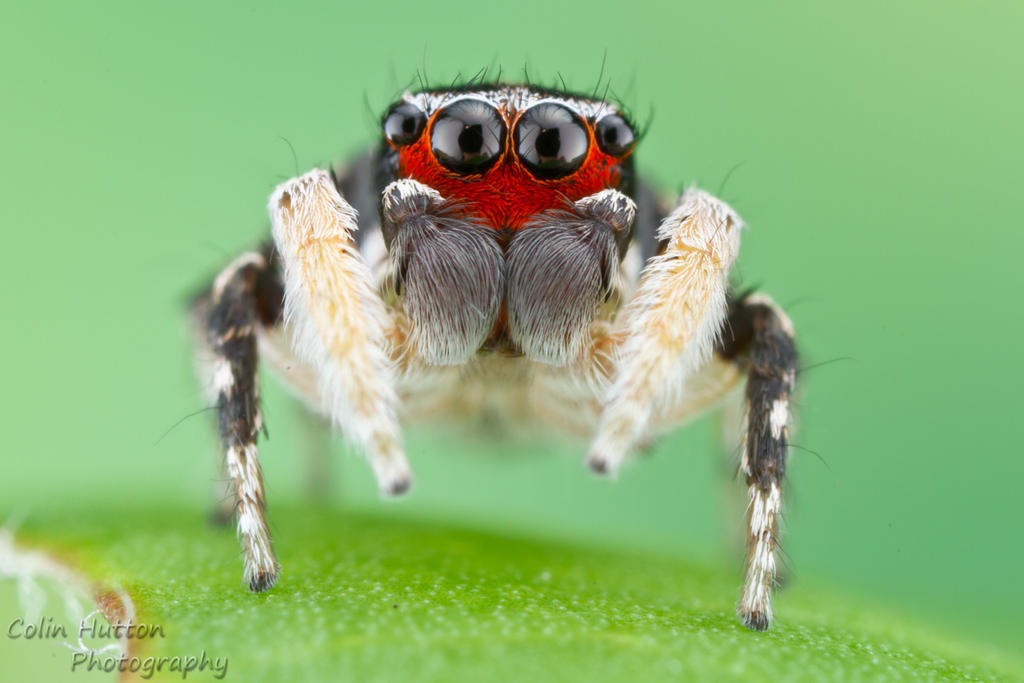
[514,103,589,180]
[383,103,426,146]
[595,114,635,157]
[430,99,506,174]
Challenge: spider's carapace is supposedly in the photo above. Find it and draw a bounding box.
[380,86,637,229]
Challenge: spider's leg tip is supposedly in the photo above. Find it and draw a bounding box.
[378,469,413,498]
[247,568,279,593]
[384,476,412,497]
[586,451,614,477]
[373,454,414,499]
[738,609,772,632]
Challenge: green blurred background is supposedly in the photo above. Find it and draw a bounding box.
[2,0,1021,657]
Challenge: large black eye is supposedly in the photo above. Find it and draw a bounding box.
[430,99,506,174]
[595,114,635,156]
[383,102,426,146]
[514,103,589,179]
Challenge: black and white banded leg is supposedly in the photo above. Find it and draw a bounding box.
[205,249,283,592]
[720,292,798,630]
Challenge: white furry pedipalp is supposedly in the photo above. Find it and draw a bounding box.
[269,169,411,496]
[587,188,743,475]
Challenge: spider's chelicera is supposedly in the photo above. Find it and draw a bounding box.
[192,83,798,632]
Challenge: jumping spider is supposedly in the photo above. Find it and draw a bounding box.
[192,83,798,631]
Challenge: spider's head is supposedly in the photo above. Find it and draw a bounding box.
[378,85,637,229]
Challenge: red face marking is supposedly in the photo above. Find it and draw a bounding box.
[387,97,632,230]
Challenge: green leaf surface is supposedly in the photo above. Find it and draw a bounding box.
[7,504,1021,682]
